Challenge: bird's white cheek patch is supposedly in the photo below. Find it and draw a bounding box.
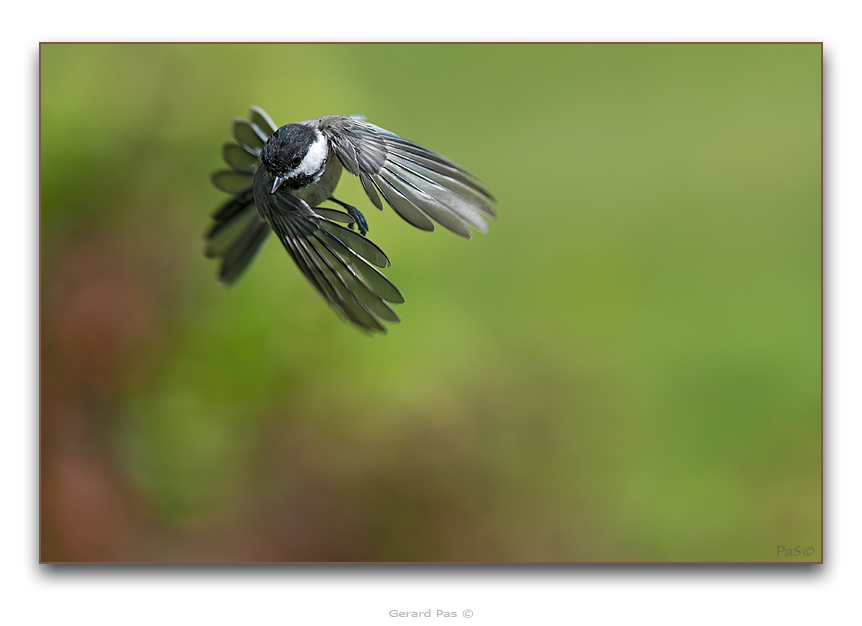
[296,132,329,179]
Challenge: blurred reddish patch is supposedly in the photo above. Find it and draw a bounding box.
[41,449,144,562]
[46,233,159,394]
[41,228,168,561]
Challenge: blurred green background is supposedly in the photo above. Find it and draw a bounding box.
[39,43,821,562]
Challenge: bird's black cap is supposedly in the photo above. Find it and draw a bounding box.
[260,124,319,175]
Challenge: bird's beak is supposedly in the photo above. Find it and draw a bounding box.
[271,175,286,194]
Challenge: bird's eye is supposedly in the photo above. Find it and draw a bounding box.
[291,156,302,168]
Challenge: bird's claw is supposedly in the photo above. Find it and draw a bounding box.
[347,206,369,236]
[329,197,369,236]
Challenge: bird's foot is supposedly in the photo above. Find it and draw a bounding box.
[330,197,368,236]
[347,206,369,236]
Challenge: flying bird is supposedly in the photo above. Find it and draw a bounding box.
[206,106,496,333]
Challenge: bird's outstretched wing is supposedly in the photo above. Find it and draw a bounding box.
[307,115,497,239]
[205,189,270,286]
[258,187,404,333]
[206,106,279,285]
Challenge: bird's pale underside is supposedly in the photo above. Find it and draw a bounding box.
[207,106,495,333]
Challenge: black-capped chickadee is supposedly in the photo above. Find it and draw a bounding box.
[207,106,495,333]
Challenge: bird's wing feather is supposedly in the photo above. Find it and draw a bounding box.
[263,189,403,333]
[249,106,278,137]
[206,106,279,284]
[205,189,270,285]
[309,115,496,239]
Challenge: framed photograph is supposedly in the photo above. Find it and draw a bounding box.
[39,43,821,563]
